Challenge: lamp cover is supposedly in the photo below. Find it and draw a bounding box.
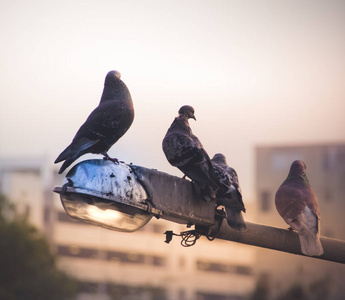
[55,159,152,232]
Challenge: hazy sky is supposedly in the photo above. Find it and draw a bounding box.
[1,0,344,200]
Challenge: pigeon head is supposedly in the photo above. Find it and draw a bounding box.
[212,153,227,164]
[100,70,132,104]
[105,70,121,82]
[290,160,307,174]
[178,105,196,120]
[104,70,122,88]
[287,160,309,183]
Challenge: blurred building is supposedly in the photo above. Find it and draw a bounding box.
[255,143,345,299]
[0,156,256,300]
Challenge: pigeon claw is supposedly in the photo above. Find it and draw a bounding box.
[102,153,122,164]
[103,156,119,164]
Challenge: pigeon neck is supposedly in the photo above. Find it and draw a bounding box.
[285,173,310,186]
[100,80,132,103]
[170,116,192,133]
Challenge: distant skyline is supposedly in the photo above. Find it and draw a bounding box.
[1,0,344,200]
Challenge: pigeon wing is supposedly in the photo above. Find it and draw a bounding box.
[163,131,200,167]
[211,159,246,230]
[275,184,307,223]
[305,187,321,218]
[227,166,245,211]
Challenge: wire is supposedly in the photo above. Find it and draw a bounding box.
[180,230,201,247]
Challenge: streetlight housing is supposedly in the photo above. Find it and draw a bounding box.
[54,160,152,232]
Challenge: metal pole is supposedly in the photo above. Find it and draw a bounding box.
[198,220,345,264]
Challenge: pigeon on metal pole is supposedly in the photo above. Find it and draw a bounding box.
[162,105,223,201]
[275,160,324,256]
[211,153,247,231]
[55,70,134,174]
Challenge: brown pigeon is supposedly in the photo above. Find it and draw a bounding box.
[211,153,247,231]
[55,70,134,174]
[162,105,222,201]
[275,160,324,256]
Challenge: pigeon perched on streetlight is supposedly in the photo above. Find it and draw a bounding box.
[211,153,247,231]
[275,160,324,256]
[55,70,134,174]
[162,105,222,201]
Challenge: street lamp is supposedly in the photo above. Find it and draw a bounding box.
[53,159,345,264]
[54,160,153,232]
[54,159,216,233]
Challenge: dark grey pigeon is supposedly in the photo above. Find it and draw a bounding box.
[162,105,222,201]
[275,160,323,256]
[211,153,247,231]
[55,70,134,174]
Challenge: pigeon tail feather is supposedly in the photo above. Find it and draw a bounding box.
[54,145,71,163]
[225,207,247,231]
[192,181,217,202]
[299,233,324,256]
[58,158,74,174]
[56,149,84,174]
[55,144,86,173]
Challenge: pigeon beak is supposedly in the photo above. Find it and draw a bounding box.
[192,115,196,121]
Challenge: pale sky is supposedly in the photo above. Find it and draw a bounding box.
[1,0,344,200]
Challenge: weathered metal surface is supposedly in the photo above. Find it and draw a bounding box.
[54,159,216,228]
[60,159,148,207]
[198,220,345,264]
[130,165,216,226]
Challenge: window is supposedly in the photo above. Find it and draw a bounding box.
[236,265,252,275]
[271,153,303,171]
[107,250,129,262]
[106,250,166,266]
[57,245,166,267]
[323,147,338,171]
[196,260,252,276]
[78,281,99,294]
[196,292,244,300]
[197,261,228,273]
[260,190,271,212]
[43,206,50,224]
[152,256,166,266]
[107,283,166,300]
[57,245,99,259]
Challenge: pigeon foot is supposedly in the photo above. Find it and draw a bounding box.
[102,152,122,164]
[103,156,119,164]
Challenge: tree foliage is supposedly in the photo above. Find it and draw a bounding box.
[250,272,334,300]
[249,273,270,300]
[0,195,77,300]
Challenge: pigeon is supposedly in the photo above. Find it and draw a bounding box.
[55,70,134,174]
[275,160,324,256]
[211,153,247,231]
[162,105,223,201]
